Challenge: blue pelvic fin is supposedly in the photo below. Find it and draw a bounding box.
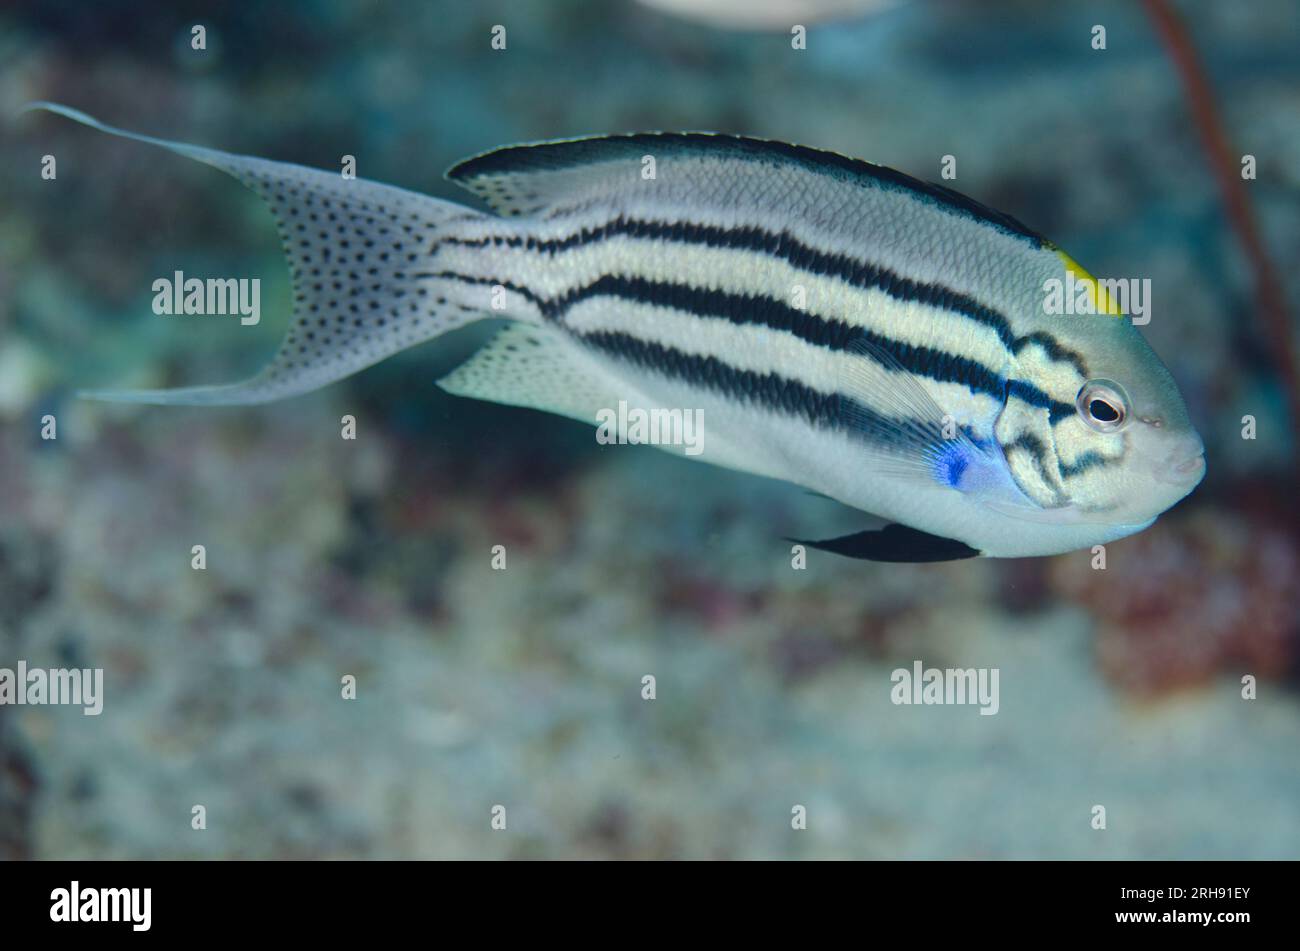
[835,334,998,488]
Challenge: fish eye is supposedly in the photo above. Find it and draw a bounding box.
[1089,399,1119,422]
[1076,379,1129,433]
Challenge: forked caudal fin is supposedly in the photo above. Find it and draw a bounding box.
[21,102,496,405]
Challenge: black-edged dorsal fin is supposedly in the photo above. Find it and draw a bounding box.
[445,132,1045,243]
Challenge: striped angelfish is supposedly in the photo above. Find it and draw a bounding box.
[26,104,1206,561]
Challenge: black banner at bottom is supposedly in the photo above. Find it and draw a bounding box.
[0,859,1287,939]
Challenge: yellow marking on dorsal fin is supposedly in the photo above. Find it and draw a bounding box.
[1055,249,1124,317]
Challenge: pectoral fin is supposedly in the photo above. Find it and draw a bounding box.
[792,523,981,562]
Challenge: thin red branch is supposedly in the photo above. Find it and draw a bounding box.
[1142,0,1300,462]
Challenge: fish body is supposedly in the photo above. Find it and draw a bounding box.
[24,104,1206,559]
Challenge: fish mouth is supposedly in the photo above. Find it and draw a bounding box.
[1155,451,1206,487]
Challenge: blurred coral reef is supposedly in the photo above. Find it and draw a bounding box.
[1054,497,1297,697]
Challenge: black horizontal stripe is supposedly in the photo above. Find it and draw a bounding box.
[548,274,1081,419]
[440,215,1094,384]
[577,330,914,449]
[438,215,1022,352]
[412,270,545,308]
[552,273,1009,398]
[1006,379,1077,424]
[421,268,1077,425]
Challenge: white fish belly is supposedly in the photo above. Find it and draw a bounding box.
[579,354,1147,558]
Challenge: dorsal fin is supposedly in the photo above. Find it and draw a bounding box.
[445,133,1046,243]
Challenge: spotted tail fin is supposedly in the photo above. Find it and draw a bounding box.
[22,102,497,405]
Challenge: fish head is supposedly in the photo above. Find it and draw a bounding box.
[1011,312,1205,526]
